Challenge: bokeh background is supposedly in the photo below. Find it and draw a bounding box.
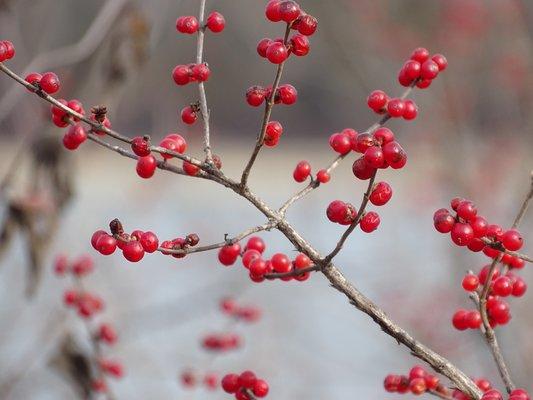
[0,0,532,399]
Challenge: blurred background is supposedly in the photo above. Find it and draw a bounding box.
[0,0,532,399]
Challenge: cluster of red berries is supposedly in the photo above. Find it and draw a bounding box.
[434,198,525,254]
[176,11,226,35]
[258,1,317,64]
[398,47,447,89]
[91,219,202,262]
[367,90,418,120]
[220,297,262,323]
[172,62,211,85]
[24,71,61,94]
[222,371,269,399]
[217,236,314,282]
[384,365,443,395]
[54,255,124,394]
[181,370,219,391]
[245,83,297,107]
[325,200,379,233]
[0,40,15,62]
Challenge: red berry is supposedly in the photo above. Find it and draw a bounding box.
[191,63,210,82]
[131,136,151,157]
[40,72,61,94]
[382,141,407,169]
[387,98,405,118]
[363,146,384,168]
[265,121,283,146]
[183,161,200,176]
[63,124,87,150]
[245,236,266,254]
[290,34,309,56]
[24,72,42,90]
[373,127,395,146]
[257,38,273,58]
[293,160,311,182]
[266,42,288,64]
[471,216,488,238]
[352,157,376,180]
[181,106,197,124]
[278,0,301,22]
[452,309,468,330]
[502,229,523,251]
[218,243,241,266]
[296,14,318,36]
[176,16,199,34]
[462,274,479,291]
[242,249,262,269]
[206,11,225,33]
[271,253,291,273]
[327,200,348,223]
[409,378,426,395]
[172,65,190,85]
[465,310,482,329]
[246,86,266,107]
[250,258,268,278]
[316,169,330,183]
[238,371,257,389]
[221,373,240,393]
[278,84,297,104]
[420,60,439,80]
[140,231,159,253]
[451,223,474,246]
[456,200,477,221]
[96,234,117,255]
[122,241,145,262]
[512,277,527,297]
[369,182,392,206]
[431,54,448,71]
[492,276,513,297]
[410,47,430,63]
[367,90,388,111]
[329,133,351,154]
[99,323,118,345]
[253,379,269,397]
[136,155,157,179]
[360,212,380,233]
[402,99,418,120]
[265,0,282,22]
[403,60,421,80]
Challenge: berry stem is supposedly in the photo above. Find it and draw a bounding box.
[476,175,533,393]
[196,0,214,164]
[240,23,292,188]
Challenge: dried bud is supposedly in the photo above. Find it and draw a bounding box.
[109,218,124,235]
[186,233,200,247]
[91,105,108,123]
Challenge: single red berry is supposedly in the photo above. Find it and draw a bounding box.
[183,161,200,176]
[278,84,297,104]
[456,200,477,221]
[420,60,439,80]
[293,160,311,182]
[63,124,87,150]
[221,373,240,393]
[501,229,523,251]
[431,54,448,71]
[172,65,190,85]
[290,33,309,56]
[363,146,384,168]
[329,133,351,154]
[278,0,301,22]
[492,276,513,297]
[140,231,159,253]
[242,249,262,269]
[384,374,401,392]
[465,310,482,329]
[131,136,151,157]
[352,157,376,180]
[360,212,380,233]
[257,38,273,58]
[218,243,241,266]
[96,234,117,255]
[181,106,197,124]
[410,47,430,63]
[316,169,330,183]
[462,274,479,292]
[206,11,225,32]
[402,99,418,120]
[122,241,145,262]
[99,323,118,345]
[382,141,407,169]
[24,72,42,91]
[403,60,421,80]
[387,98,405,118]
[354,133,374,153]
[452,309,468,330]
[511,277,527,297]
[253,379,269,397]
[296,14,318,36]
[136,155,157,179]
[246,86,266,107]
[369,182,392,206]
[191,63,210,82]
[266,41,288,64]
[176,16,199,34]
[40,72,61,94]
[409,366,426,380]
[245,236,266,254]
[373,127,395,146]
[250,258,268,278]
[470,216,488,238]
[238,370,257,389]
[367,90,388,111]
[451,223,474,246]
[409,378,426,395]
[327,200,347,223]
[481,389,503,400]
[265,0,282,22]
[271,253,291,273]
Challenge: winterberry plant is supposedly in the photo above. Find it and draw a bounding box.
[0,0,531,399]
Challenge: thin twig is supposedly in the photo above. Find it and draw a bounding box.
[196,0,213,163]
[240,24,292,187]
[264,265,319,280]
[323,170,377,263]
